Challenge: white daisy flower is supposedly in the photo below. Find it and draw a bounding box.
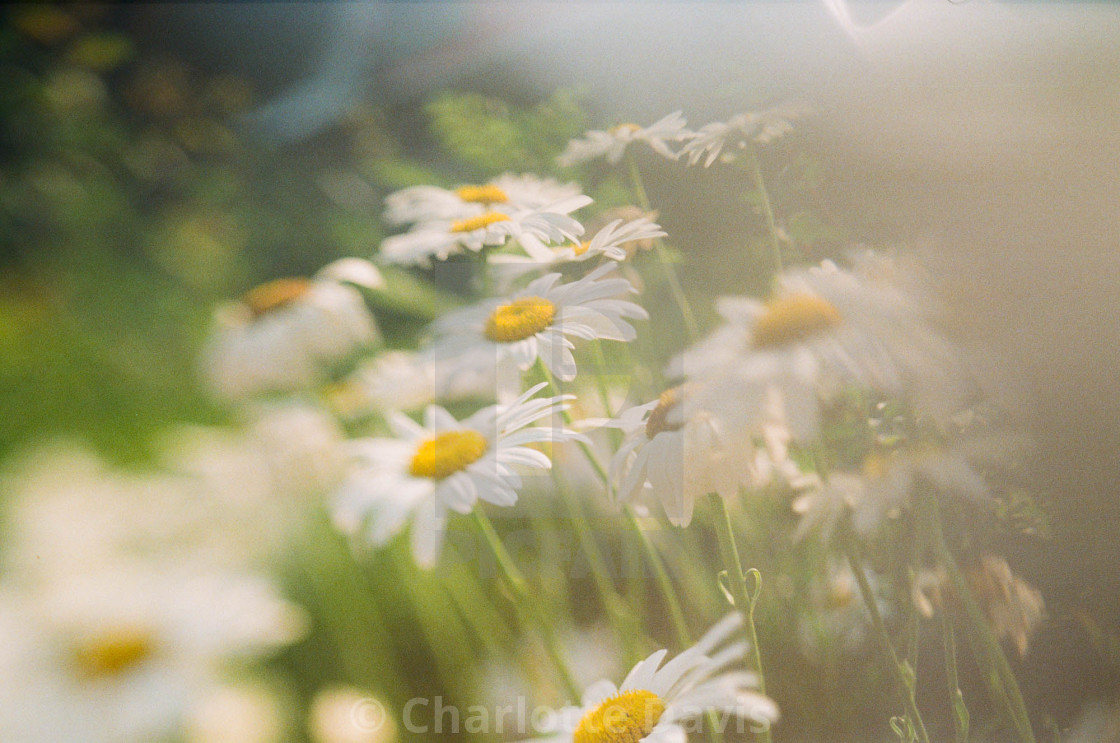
[384,173,582,226]
[489,216,667,285]
[680,104,811,167]
[332,383,582,567]
[431,263,648,382]
[379,195,592,266]
[607,386,757,528]
[792,443,991,542]
[0,561,305,743]
[203,258,382,400]
[676,253,965,441]
[537,614,778,743]
[796,558,883,661]
[330,346,501,418]
[557,111,693,167]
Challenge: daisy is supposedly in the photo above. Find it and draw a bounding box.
[332,383,582,567]
[379,195,592,266]
[676,253,965,441]
[489,216,667,285]
[332,346,500,418]
[0,560,305,743]
[384,173,582,226]
[537,614,778,743]
[792,443,991,542]
[557,111,693,167]
[203,258,383,400]
[681,104,811,167]
[607,386,757,527]
[431,263,648,382]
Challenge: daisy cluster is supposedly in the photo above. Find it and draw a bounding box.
[184,104,1046,742]
[0,406,336,742]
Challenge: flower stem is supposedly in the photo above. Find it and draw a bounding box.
[470,508,582,702]
[623,506,692,648]
[713,496,773,743]
[940,601,970,743]
[924,495,1035,743]
[744,144,783,281]
[625,152,699,339]
[843,538,931,743]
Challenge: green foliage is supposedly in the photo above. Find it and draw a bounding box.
[425,90,587,176]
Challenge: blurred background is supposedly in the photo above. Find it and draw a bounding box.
[3,2,1120,741]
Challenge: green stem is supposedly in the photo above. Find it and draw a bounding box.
[844,539,931,743]
[925,496,1035,743]
[744,145,783,281]
[713,496,772,743]
[470,508,581,701]
[624,506,692,648]
[626,152,699,339]
[941,602,970,743]
[552,465,645,664]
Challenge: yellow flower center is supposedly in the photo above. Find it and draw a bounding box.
[73,626,156,679]
[646,386,685,439]
[751,293,842,349]
[571,240,593,256]
[861,452,890,480]
[610,123,642,136]
[243,277,312,317]
[454,184,509,204]
[408,430,488,480]
[574,690,666,743]
[484,296,556,343]
[450,211,510,233]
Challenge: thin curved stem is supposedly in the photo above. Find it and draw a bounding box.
[626,152,699,339]
[925,495,1035,743]
[713,496,772,743]
[844,539,931,743]
[744,144,783,281]
[470,508,581,701]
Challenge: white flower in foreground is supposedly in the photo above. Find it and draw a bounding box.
[203,258,382,400]
[607,386,756,527]
[384,173,582,226]
[0,562,305,743]
[677,253,964,441]
[432,263,648,382]
[490,216,667,285]
[558,111,693,166]
[332,384,581,567]
[308,686,396,743]
[537,614,777,743]
[379,196,592,266]
[681,104,811,167]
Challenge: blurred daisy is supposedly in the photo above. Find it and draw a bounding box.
[432,263,648,382]
[537,614,778,742]
[379,196,592,266]
[489,216,667,285]
[681,104,811,167]
[792,444,990,542]
[384,173,582,226]
[607,386,756,527]
[796,558,884,662]
[203,258,383,400]
[0,561,305,743]
[331,346,500,418]
[558,111,693,166]
[677,254,964,441]
[332,383,581,567]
